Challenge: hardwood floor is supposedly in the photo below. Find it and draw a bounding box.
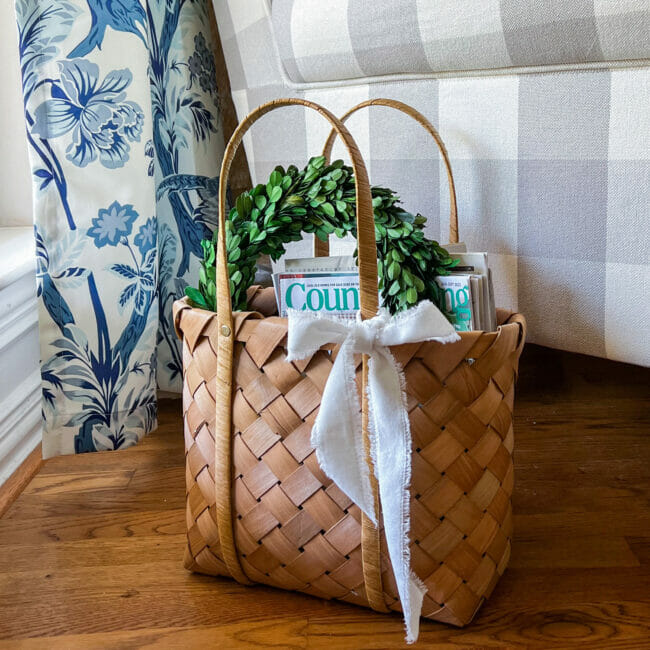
[0,345,648,648]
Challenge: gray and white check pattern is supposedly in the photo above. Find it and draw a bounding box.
[214,0,650,366]
[272,0,650,83]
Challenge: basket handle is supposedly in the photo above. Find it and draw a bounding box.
[216,98,378,326]
[314,98,459,256]
[213,98,380,591]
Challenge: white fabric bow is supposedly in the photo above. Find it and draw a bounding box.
[286,300,459,643]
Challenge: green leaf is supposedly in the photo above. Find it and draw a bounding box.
[236,193,249,218]
[406,287,418,304]
[269,170,282,186]
[321,202,335,218]
[269,186,282,203]
[285,194,304,206]
[255,195,267,210]
[388,280,401,296]
[226,234,241,252]
[185,287,209,309]
[387,260,400,280]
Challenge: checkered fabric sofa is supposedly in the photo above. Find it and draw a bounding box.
[214,0,650,366]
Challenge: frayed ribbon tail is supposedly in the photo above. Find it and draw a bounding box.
[286,301,459,644]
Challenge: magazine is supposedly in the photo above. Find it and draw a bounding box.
[273,249,499,331]
[439,245,498,332]
[284,255,356,273]
[435,274,475,332]
[451,252,497,331]
[273,271,360,319]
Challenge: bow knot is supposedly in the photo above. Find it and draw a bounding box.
[349,318,382,355]
[287,300,459,643]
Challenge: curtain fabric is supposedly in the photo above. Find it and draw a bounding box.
[15,0,224,457]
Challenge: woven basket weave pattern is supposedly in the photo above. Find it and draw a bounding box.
[179,97,526,627]
[176,294,524,626]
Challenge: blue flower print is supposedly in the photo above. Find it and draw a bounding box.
[134,217,157,255]
[32,59,144,169]
[87,201,138,247]
[115,101,145,142]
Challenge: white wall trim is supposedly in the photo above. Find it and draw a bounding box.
[0,239,41,487]
[0,370,41,485]
[0,292,38,352]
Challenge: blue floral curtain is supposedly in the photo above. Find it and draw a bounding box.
[14,0,224,457]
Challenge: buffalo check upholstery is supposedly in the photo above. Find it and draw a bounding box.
[214,0,650,366]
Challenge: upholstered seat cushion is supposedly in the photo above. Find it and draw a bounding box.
[272,0,650,83]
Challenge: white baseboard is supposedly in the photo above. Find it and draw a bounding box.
[0,373,41,486]
[0,247,41,487]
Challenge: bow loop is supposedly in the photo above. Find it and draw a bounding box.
[287,300,459,643]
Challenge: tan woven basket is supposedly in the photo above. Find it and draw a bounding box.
[174,98,526,627]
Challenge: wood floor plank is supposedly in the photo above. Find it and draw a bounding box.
[0,619,310,650]
[513,511,650,539]
[0,509,186,545]
[0,536,187,573]
[508,536,640,569]
[0,344,648,647]
[23,471,135,495]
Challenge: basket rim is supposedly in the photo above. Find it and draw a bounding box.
[174,294,526,343]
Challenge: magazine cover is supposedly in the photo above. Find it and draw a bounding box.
[435,274,475,332]
[273,271,360,319]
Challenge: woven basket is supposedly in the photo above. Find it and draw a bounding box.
[174,98,526,627]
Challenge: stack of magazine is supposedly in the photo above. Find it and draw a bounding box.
[271,245,496,332]
[434,242,497,332]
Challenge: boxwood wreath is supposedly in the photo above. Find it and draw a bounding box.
[186,156,459,317]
